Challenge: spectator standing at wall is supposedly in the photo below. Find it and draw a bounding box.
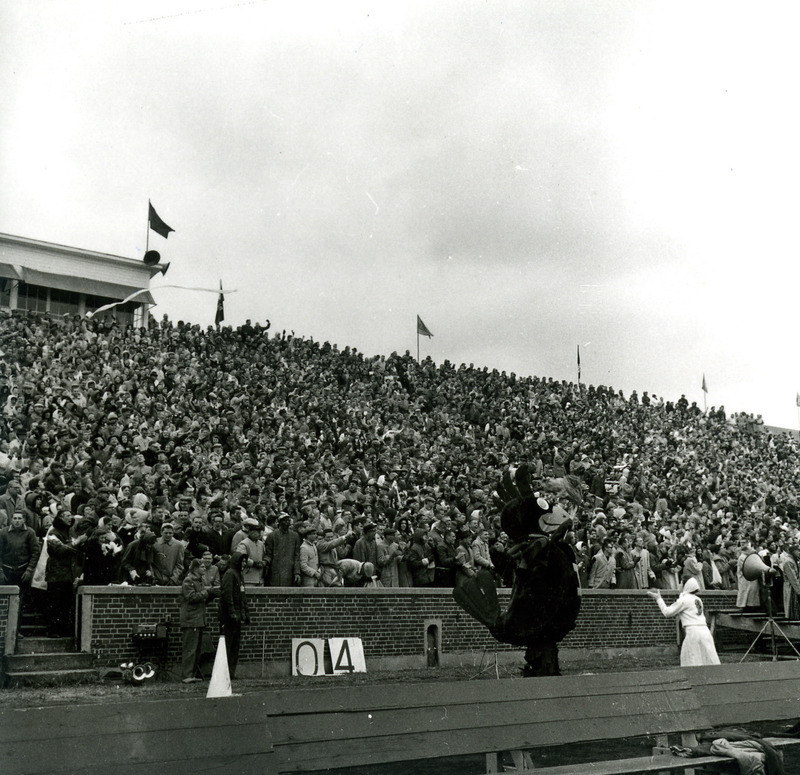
[120,528,156,585]
[352,522,379,569]
[235,521,266,587]
[736,542,761,610]
[82,527,123,585]
[299,525,322,587]
[471,527,495,577]
[263,513,300,586]
[200,549,221,590]
[180,558,218,683]
[454,528,476,588]
[152,522,184,585]
[681,545,705,591]
[588,539,616,589]
[45,512,86,638]
[779,544,800,620]
[615,533,639,589]
[0,511,39,638]
[632,534,655,589]
[219,551,249,679]
[407,528,436,587]
[433,529,458,588]
[317,526,349,586]
[0,479,23,528]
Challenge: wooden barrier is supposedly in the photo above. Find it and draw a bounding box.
[3,662,800,774]
[0,694,274,775]
[266,669,708,773]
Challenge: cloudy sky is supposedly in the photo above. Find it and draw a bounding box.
[4,1,800,428]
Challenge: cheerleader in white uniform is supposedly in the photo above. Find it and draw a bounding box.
[647,578,720,666]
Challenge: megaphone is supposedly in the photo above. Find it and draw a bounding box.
[155,262,170,276]
[742,552,775,582]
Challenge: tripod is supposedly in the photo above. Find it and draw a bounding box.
[740,575,800,662]
[470,646,514,679]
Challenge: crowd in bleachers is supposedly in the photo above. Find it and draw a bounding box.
[2,307,800,637]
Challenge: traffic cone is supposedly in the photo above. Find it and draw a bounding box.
[206,636,232,698]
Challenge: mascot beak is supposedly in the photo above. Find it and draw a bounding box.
[537,504,572,536]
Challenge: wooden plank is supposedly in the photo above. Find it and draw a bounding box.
[0,694,275,775]
[685,660,800,684]
[265,669,689,715]
[2,726,270,772]
[0,694,271,744]
[272,712,712,772]
[685,661,800,725]
[268,688,704,746]
[4,752,272,775]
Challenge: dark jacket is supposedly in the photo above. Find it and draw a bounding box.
[0,524,39,581]
[180,573,215,627]
[45,517,82,584]
[219,567,248,625]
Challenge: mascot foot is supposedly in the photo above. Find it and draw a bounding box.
[522,644,561,677]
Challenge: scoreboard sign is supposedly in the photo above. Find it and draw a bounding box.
[291,638,367,676]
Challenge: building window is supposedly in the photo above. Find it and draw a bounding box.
[17,282,48,313]
[85,294,136,328]
[49,288,81,317]
[0,279,11,308]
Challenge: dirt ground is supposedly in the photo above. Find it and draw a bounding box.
[0,649,771,708]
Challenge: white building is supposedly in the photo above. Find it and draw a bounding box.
[0,233,163,327]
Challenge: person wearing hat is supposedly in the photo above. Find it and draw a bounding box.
[234,520,266,586]
[646,578,720,666]
[263,512,301,586]
[0,511,39,639]
[336,558,376,587]
[352,521,379,573]
[180,558,219,682]
[299,525,322,587]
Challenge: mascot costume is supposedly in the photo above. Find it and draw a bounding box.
[453,464,582,676]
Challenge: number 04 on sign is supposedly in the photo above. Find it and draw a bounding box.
[292,638,367,676]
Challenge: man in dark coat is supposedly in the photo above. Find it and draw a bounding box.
[179,558,218,682]
[219,552,249,679]
[263,513,300,586]
[0,511,39,638]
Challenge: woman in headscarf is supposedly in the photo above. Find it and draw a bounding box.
[646,578,720,666]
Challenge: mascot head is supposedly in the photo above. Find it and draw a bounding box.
[495,464,583,543]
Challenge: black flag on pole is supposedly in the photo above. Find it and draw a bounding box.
[417,315,433,338]
[148,201,174,239]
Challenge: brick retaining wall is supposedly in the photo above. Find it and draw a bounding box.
[70,587,747,677]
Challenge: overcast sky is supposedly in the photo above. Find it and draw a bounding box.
[4,2,800,428]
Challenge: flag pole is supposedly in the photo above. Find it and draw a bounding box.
[146,200,150,254]
[416,324,420,362]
